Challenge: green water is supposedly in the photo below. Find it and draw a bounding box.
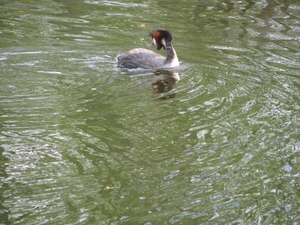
[0,0,299,224]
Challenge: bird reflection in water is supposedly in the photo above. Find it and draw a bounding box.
[152,70,180,101]
[135,70,180,101]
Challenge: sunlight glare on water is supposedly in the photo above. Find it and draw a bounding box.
[0,0,299,224]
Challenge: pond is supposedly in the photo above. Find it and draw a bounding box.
[0,0,299,224]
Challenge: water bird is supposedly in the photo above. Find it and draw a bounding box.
[117,29,179,70]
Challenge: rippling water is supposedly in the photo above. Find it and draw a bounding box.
[0,0,299,224]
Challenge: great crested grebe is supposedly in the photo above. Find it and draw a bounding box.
[117,29,179,70]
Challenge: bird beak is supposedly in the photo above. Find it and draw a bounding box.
[148,38,156,47]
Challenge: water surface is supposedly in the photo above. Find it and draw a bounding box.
[0,0,299,224]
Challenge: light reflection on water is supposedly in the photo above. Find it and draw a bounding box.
[0,0,300,224]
